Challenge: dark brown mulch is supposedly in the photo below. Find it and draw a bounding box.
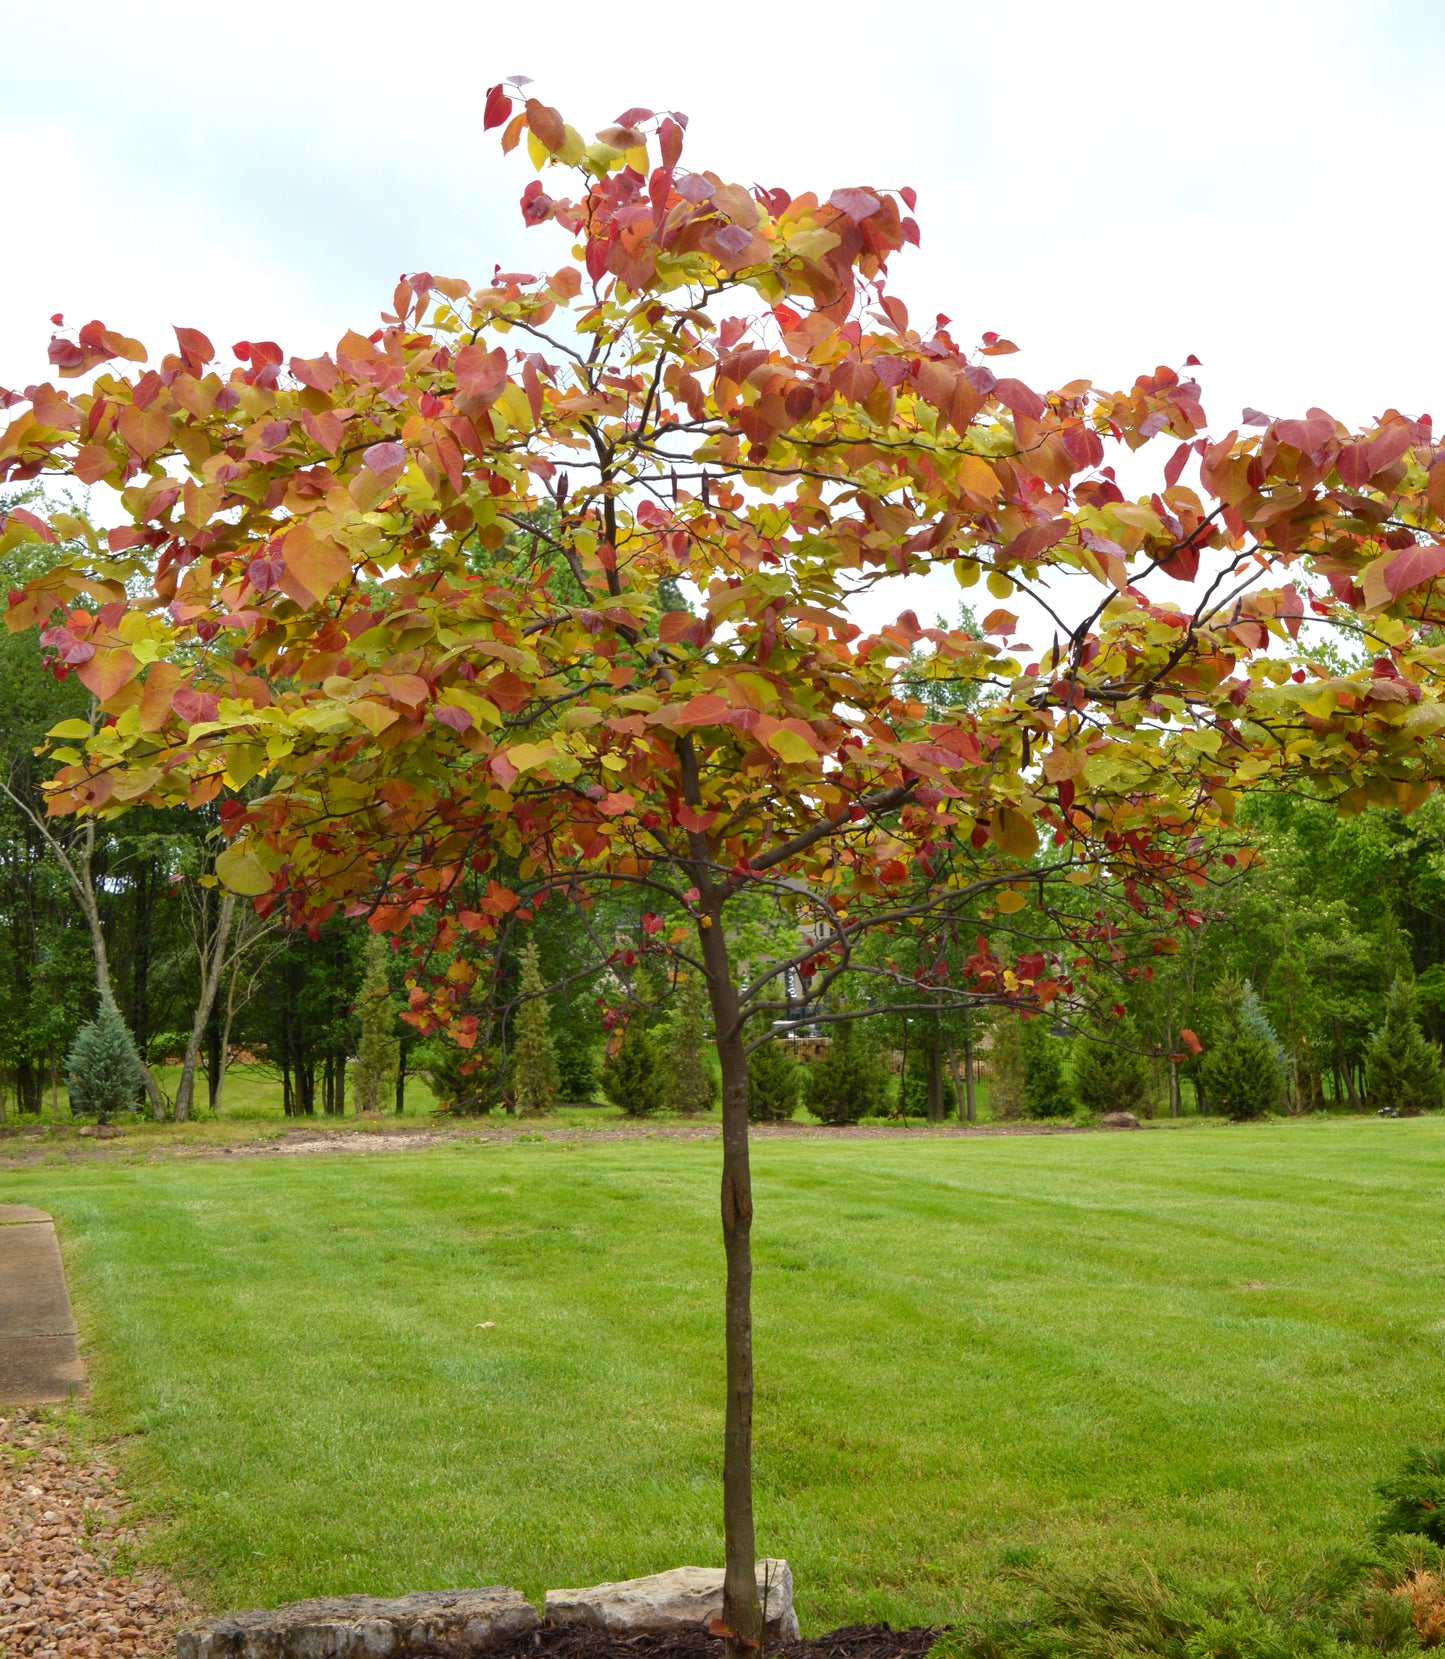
[491,1624,939,1659]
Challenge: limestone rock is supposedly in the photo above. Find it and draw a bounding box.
[176,1586,538,1658]
[545,1560,799,1642]
[1099,1110,1142,1129]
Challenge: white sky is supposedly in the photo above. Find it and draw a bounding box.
[5,0,1443,641]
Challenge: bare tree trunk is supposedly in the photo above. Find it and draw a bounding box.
[1168,1057,1180,1118]
[697,895,759,1659]
[175,890,237,1122]
[963,1031,977,1122]
[946,1034,966,1126]
[927,1019,945,1122]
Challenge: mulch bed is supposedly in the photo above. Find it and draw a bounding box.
[0,1409,192,1657]
[492,1626,939,1659]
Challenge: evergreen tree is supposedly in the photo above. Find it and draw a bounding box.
[1201,977,1284,1120]
[1020,1018,1073,1119]
[352,933,401,1113]
[1073,1011,1152,1117]
[1365,976,1442,1114]
[602,1015,665,1115]
[511,939,561,1114]
[747,1037,799,1123]
[664,974,714,1113]
[806,1015,888,1124]
[65,999,145,1122]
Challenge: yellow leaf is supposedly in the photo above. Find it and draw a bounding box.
[766,727,820,766]
[47,718,92,740]
[1066,867,1096,885]
[505,742,554,772]
[954,559,980,589]
[350,699,400,736]
[990,805,1039,860]
[994,888,1027,913]
[215,846,273,896]
[986,571,1015,599]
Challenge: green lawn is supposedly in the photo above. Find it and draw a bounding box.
[5,1118,1445,1629]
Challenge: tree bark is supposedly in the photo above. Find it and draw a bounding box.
[963,1030,977,1122]
[926,1020,944,1122]
[697,896,759,1659]
[1168,1057,1180,1118]
[175,890,237,1122]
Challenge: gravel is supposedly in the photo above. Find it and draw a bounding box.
[0,1410,191,1657]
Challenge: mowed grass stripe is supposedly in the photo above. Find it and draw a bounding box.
[3,1120,1444,1628]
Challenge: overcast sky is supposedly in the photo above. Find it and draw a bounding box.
[5,0,1443,635]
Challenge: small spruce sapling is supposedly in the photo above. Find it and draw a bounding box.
[353,932,401,1113]
[806,1014,888,1124]
[602,1014,665,1115]
[1365,976,1442,1114]
[1020,1018,1073,1119]
[511,939,561,1114]
[665,974,714,1114]
[1073,1011,1152,1117]
[65,999,145,1122]
[747,1037,799,1123]
[1201,977,1283,1120]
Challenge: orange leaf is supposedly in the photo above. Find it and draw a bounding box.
[117,403,170,460]
[138,662,183,732]
[74,646,138,703]
[280,525,352,608]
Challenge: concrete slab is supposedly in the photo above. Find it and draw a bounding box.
[0,1208,85,1404]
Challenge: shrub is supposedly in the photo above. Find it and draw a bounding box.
[416,1037,501,1113]
[664,975,714,1114]
[1366,977,1441,1115]
[1073,1011,1151,1117]
[988,1016,1026,1119]
[353,933,400,1113]
[807,1015,888,1124]
[602,1017,665,1115]
[747,1037,799,1122]
[65,1000,145,1122]
[510,940,560,1114]
[1375,1446,1445,1546]
[1020,1018,1072,1119]
[1201,977,1283,1120]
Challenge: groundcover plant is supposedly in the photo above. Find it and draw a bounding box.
[8,83,1445,1651]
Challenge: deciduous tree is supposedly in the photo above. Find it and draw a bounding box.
[11,86,1445,1645]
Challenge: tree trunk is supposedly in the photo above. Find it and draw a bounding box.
[1331,1014,1360,1108]
[1168,1058,1180,1118]
[395,1035,410,1114]
[175,890,237,1122]
[946,1034,966,1126]
[697,898,759,1659]
[926,1021,944,1122]
[897,1016,909,1120]
[963,1031,977,1122]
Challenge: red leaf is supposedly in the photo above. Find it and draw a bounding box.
[1163,441,1192,488]
[828,188,881,223]
[483,85,512,130]
[993,378,1046,420]
[363,441,406,475]
[525,99,566,153]
[1180,1027,1202,1055]
[1381,543,1445,601]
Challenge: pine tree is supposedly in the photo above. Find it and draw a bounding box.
[747,1037,799,1123]
[602,1016,665,1115]
[664,974,714,1113]
[352,933,401,1113]
[1366,976,1442,1114]
[511,939,561,1114]
[65,999,145,1123]
[806,1014,888,1124]
[1020,1017,1073,1118]
[1201,977,1283,1120]
[1073,1011,1152,1117]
